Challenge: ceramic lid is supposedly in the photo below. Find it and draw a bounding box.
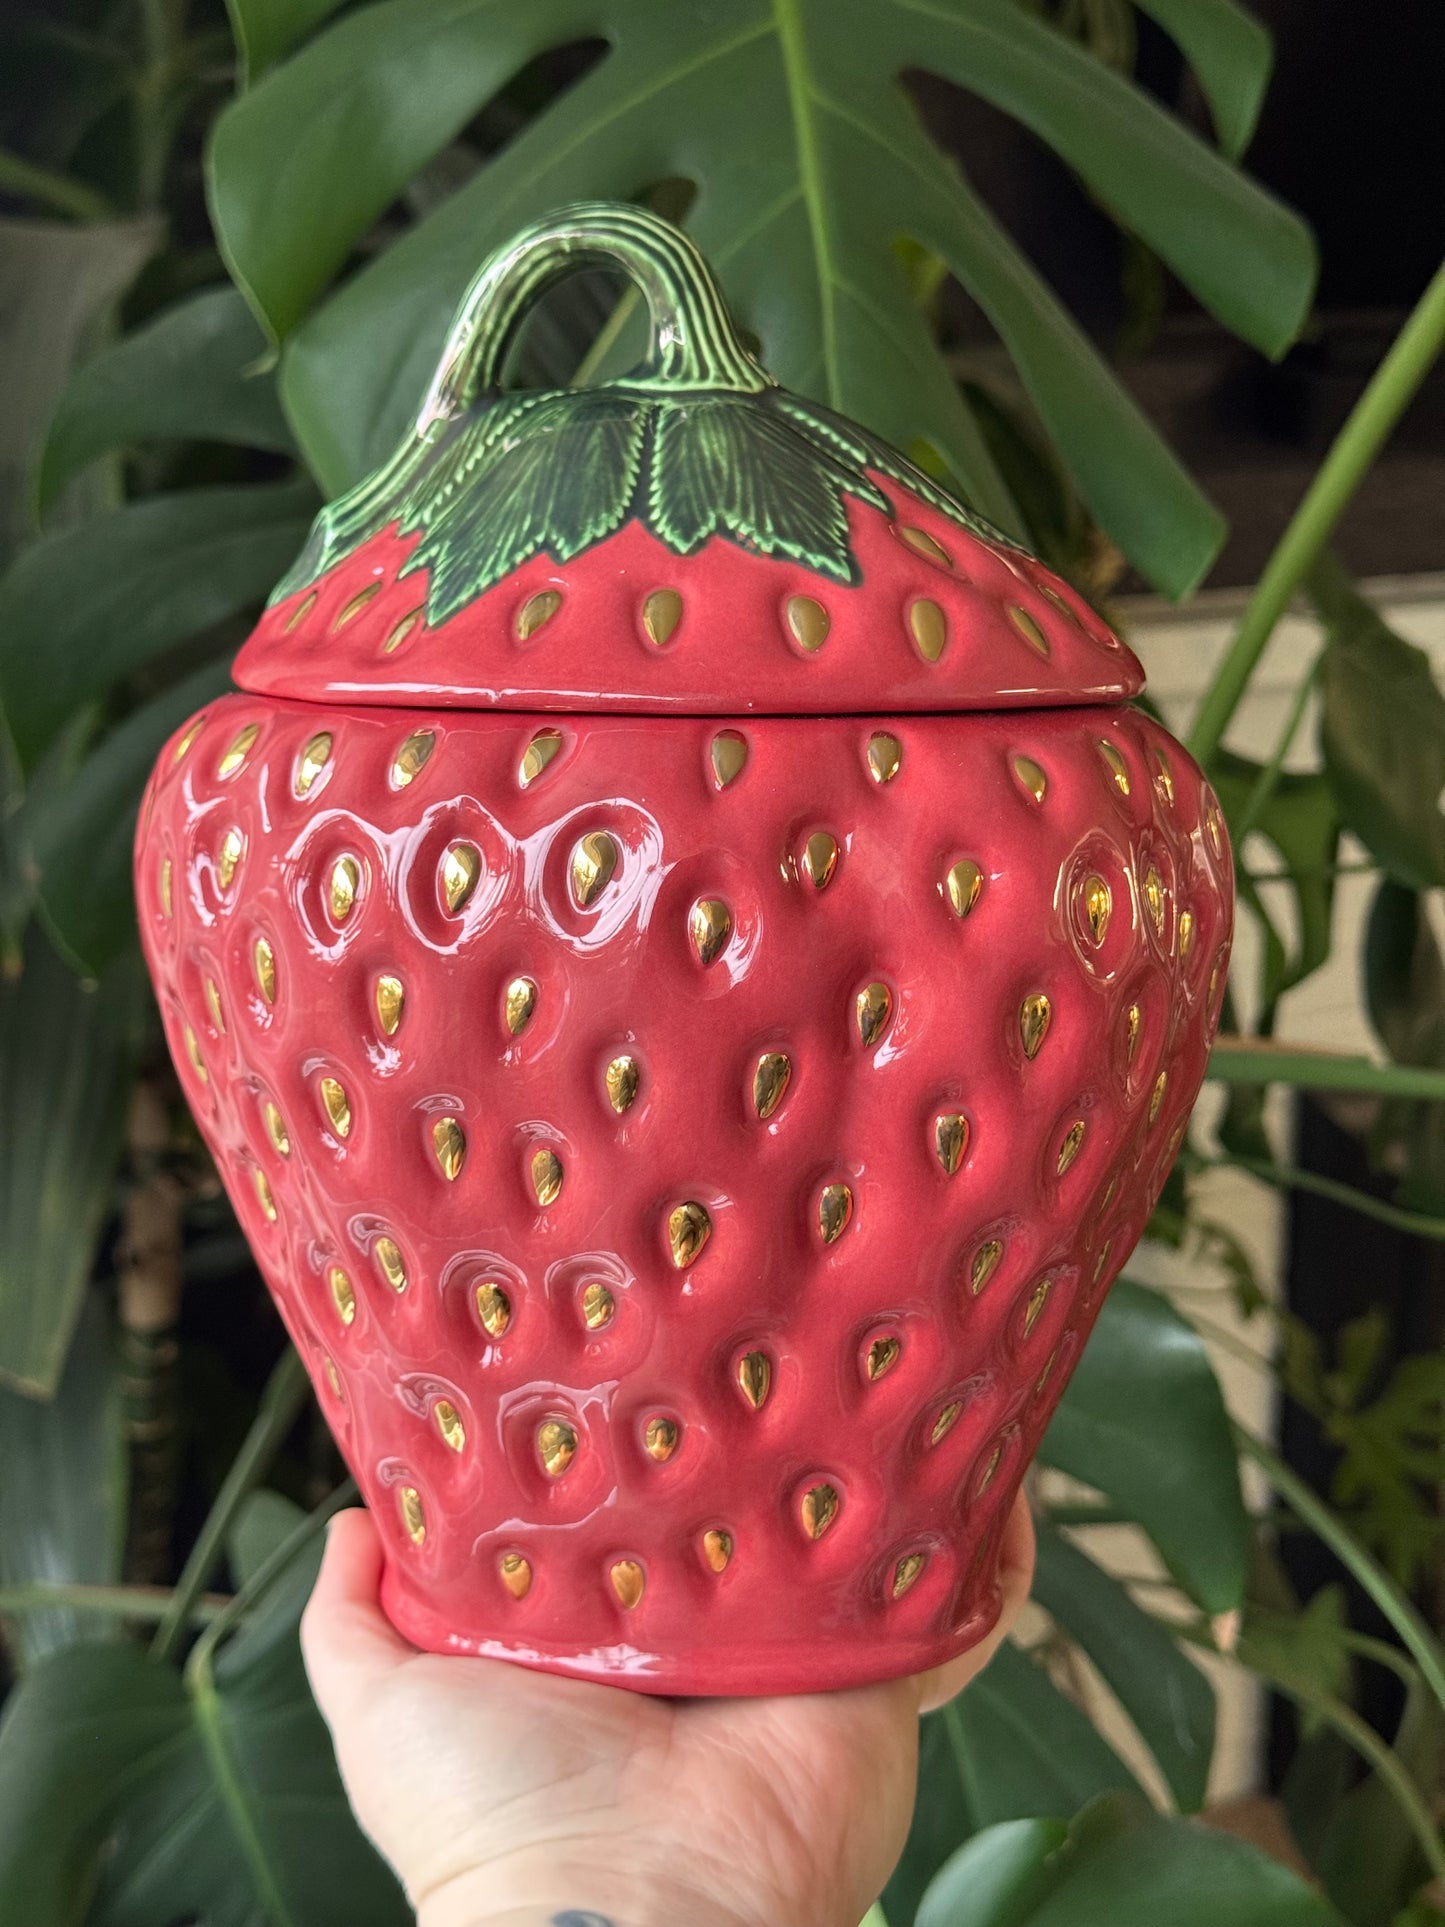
[233,204,1142,715]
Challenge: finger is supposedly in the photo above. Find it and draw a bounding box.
[913,1490,1036,1716]
[301,1507,417,1721]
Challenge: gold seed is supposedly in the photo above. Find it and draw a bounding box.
[217,723,259,779]
[253,1168,275,1220]
[893,1552,926,1599]
[752,1052,791,1121]
[475,1281,511,1336]
[605,1054,639,1113]
[1206,799,1224,858]
[505,977,537,1035]
[571,831,618,908]
[1144,867,1165,937]
[644,1417,678,1462]
[204,976,225,1035]
[738,1350,772,1410]
[441,843,480,914]
[1037,1348,1059,1395]
[946,859,983,918]
[1024,1279,1051,1337]
[530,1148,563,1208]
[786,594,830,652]
[935,1113,969,1176]
[1178,909,1195,958]
[1008,605,1050,656]
[667,1201,711,1269]
[1085,877,1111,945]
[334,582,381,629]
[432,1117,465,1181]
[1093,1239,1113,1285]
[328,1266,355,1325]
[689,897,732,965]
[801,1483,839,1539]
[283,592,316,633]
[520,727,563,787]
[1020,992,1051,1060]
[538,1418,577,1478]
[977,1443,1004,1495]
[500,1552,532,1599]
[1097,740,1130,795]
[867,1336,900,1381]
[867,732,902,784]
[253,936,275,1004]
[381,609,422,655]
[1057,1120,1086,1175]
[1039,582,1081,622]
[263,1100,289,1156]
[1012,755,1047,804]
[295,732,332,798]
[1150,1070,1168,1125]
[855,980,892,1048]
[217,828,243,889]
[375,974,404,1036]
[932,1401,963,1446]
[702,1529,733,1574]
[329,853,360,922]
[173,717,204,762]
[1126,1003,1141,1061]
[909,597,947,663]
[159,857,173,919]
[642,588,682,646]
[1209,960,1222,1005]
[434,1400,465,1453]
[320,1076,351,1139]
[1153,747,1175,806]
[183,1025,207,1083]
[610,1559,645,1609]
[323,1355,342,1399]
[516,589,562,640]
[375,1237,407,1293]
[971,1239,1003,1296]
[398,1485,425,1545]
[801,831,840,892]
[710,730,748,788]
[581,1282,614,1330]
[898,524,952,566]
[391,728,435,790]
[819,1182,853,1245]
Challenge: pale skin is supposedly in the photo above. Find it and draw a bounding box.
[302,1495,1035,1927]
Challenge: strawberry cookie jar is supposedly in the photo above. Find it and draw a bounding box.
[135,202,1232,1697]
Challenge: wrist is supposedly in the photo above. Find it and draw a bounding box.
[416,1857,751,1927]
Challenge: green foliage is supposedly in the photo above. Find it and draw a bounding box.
[0,3,1442,1924]
[1040,1278,1249,1612]
[915,1794,1349,1927]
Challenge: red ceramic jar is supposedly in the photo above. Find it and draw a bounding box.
[135,204,1232,1696]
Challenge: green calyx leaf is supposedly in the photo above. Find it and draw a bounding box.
[272,381,1008,622]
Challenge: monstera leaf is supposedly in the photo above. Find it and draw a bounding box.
[209,0,1315,595]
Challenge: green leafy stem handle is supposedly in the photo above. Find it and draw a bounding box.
[415,200,771,436]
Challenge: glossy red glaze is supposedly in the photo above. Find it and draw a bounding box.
[135,695,1230,1694]
[232,477,1144,716]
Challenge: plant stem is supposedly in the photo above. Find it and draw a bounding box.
[186,1477,356,1678]
[1206,1040,1445,1103]
[150,1345,310,1665]
[0,1580,227,1623]
[1235,1426,1445,1713]
[1231,648,1324,846]
[1188,258,1445,767]
[0,145,113,222]
[1170,1618,1445,1880]
[1199,1151,1445,1242]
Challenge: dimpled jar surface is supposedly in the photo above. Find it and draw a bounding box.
[135,203,1232,1696]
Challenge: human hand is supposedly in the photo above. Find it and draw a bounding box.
[301,1496,1035,1927]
